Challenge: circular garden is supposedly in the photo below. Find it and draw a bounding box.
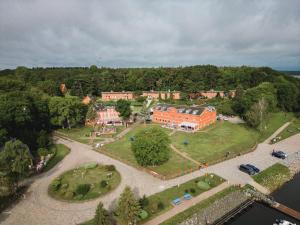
[48,162,121,201]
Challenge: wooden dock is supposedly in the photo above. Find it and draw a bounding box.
[272,202,300,221]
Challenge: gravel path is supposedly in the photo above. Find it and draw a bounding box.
[1,123,300,225]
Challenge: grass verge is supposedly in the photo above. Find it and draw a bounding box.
[159,186,239,225]
[43,144,70,172]
[275,117,300,141]
[253,163,292,192]
[140,174,225,223]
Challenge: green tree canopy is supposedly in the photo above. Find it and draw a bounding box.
[116,99,132,121]
[116,186,140,225]
[48,95,87,129]
[0,140,33,184]
[93,202,110,225]
[131,127,171,166]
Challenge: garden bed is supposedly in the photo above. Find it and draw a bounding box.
[139,174,225,222]
[48,163,121,201]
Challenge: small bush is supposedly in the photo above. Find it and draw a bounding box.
[139,209,149,220]
[61,183,69,189]
[105,165,116,171]
[51,180,61,191]
[184,189,189,193]
[100,180,108,188]
[157,202,165,210]
[64,191,74,199]
[139,195,149,208]
[73,194,83,200]
[38,148,49,157]
[190,188,196,194]
[75,184,91,196]
[80,162,98,169]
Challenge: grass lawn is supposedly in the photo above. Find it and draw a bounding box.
[43,144,70,172]
[258,112,294,142]
[275,117,300,141]
[80,174,225,225]
[57,126,96,144]
[171,122,259,165]
[101,124,198,178]
[48,163,121,202]
[140,174,225,223]
[171,112,294,165]
[159,186,240,225]
[253,163,292,192]
[57,125,126,144]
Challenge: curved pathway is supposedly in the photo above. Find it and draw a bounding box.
[1,123,300,225]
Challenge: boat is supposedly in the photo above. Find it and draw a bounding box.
[273,219,296,225]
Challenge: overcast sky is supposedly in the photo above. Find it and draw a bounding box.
[0,0,300,70]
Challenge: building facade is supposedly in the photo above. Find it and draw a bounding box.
[101,91,134,101]
[200,89,224,99]
[152,104,216,131]
[142,91,181,100]
[96,106,122,125]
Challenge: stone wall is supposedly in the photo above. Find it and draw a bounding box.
[178,190,248,225]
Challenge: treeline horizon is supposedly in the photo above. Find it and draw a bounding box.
[1,65,299,95]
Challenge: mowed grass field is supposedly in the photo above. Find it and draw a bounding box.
[171,122,259,165]
[276,117,300,141]
[101,124,198,178]
[171,112,294,165]
[258,112,294,142]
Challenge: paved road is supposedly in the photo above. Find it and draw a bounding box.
[1,123,300,225]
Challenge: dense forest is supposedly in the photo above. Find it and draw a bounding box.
[0,64,299,153]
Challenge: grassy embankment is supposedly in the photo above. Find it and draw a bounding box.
[43,144,70,172]
[274,117,300,142]
[159,186,240,225]
[81,174,224,225]
[253,163,292,192]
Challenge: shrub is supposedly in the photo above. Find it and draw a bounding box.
[74,194,83,200]
[51,179,61,191]
[75,184,91,196]
[100,180,108,188]
[157,202,165,210]
[190,188,196,194]
[139,195,149,208]
[184,189,189,193]
[80,162,98,169]
[64,191,74,199]
[105,165,116,171]
[197,181,211,190]
[139,209,149,220]
[38,148,49,157]
[61,183,69,189]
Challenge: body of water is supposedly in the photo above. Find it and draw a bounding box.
[226,173,300,225]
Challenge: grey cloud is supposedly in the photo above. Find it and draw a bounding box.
[0,0,299,70]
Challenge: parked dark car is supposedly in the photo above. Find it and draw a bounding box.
[239,164,255,175]
[246,164,260,173]
[272,150,287,159]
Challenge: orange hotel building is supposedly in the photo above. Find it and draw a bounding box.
[153,104,216,131]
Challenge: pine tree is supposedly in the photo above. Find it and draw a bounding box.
[93,202,110,225]
[116,186,141,225]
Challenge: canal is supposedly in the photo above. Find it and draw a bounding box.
[226,173,300,224]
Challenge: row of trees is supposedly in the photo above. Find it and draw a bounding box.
[1,65,299,102]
